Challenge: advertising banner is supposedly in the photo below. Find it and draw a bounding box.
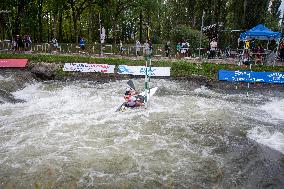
[117,65,171,76]
[218,70,284,84]
[0,59,28,68]
[63,63,115,73]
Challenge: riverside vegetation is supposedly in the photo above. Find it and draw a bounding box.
[0,53,284,81]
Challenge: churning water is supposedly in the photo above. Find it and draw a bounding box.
[0,74,283,189]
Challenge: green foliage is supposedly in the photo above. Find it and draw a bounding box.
[0,0,281,46]
[1,53,283,80]
[170,25,209,50]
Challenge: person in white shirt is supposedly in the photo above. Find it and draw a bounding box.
[136,40,141,56]
[124,88,143,107]
[209,39,218,58]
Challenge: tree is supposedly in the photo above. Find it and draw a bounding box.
[266,0,281,30]
[0,0,282,46]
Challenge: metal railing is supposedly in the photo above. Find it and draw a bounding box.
[1,41,282,65]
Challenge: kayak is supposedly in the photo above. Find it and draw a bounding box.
[116,87,158,112]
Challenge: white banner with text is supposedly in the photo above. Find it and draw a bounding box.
[63,63,115,73]
[117,65,171,76]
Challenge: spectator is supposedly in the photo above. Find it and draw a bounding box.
[79,37,86,50]
[119,40,125,54]
[12,39,17,51]
[15,35,22,51]
[209,38,218,59]
[224,45,231,58]
[144,39,150,56]
[136,40,141,56]
[149,40,153,55]
[245,39,250,49]
[186,42,192,57]
[242,49,251,65]
[24,35,32,51]
[52,37,58,51]
[165,41,170,57]
[182,41,190,57]
[255,45,264,64]
[280,41,284,62]
[251,38,256,50]
[176,42,182,58]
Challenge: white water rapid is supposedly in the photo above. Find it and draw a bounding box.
[0,78,283,188]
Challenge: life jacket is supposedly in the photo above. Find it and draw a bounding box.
[124,95,136,107]
[124,95,131,102]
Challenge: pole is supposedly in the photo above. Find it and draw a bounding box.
[144,57,149,108]
[280,15,283,35]
[147,57,152,108]
[199,11,205,59]
[99,13,102,56]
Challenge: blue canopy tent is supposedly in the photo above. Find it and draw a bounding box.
[240,24,281,41]
[239,24,281,66]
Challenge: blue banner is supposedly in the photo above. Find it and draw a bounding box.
[218,70,284,84]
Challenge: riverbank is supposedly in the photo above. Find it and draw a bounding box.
[0,53,284,91]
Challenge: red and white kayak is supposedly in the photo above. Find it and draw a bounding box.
[116,87,158,112]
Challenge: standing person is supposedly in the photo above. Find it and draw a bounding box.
[209,38,218,59]
[79,37,86,50]
[149,40,153,55]
[255,45,264,64]
[165,41,170,57]
[280,41,284,62]
[135,40,141,56]
[185,41,190,57]
[52,37,58,51]
[24,35,32,51]
[144,39,150,56]
[12,39,17,51]
[176,42,182,58]
[245,39,250,49]
[119,40,124,54]
[15,35,22,51]
[242,49,252,65]
[251,38,255,50]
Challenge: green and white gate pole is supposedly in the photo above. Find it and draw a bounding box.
[144,54,152,109]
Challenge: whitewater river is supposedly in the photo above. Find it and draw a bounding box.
[0,71,284,188]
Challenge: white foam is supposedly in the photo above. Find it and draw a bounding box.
[260,98,284,121]
[193,85,211,94]
[248,127,284,154]
[0,75,13,81]
[1,79,284,187]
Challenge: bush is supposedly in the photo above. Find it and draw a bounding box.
[170,25,209,50]
[1,53,284,80]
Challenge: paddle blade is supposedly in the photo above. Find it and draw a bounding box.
[116,102,126,112]
[127,80,136,90]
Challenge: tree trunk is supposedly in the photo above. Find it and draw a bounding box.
[242,0,247,26]
[139,11,143,42]
[58,12,63,42]
[14,0,25,35]
[74,18,78,43]
[53,13,57,38]
[112,17,117,44]
[70,0,78,42]
[37,0,43,42]
[88,0,94,42]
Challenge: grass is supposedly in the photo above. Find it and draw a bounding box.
[0,53,283,80]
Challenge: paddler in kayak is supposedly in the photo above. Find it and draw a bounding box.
[124,88,144,108]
